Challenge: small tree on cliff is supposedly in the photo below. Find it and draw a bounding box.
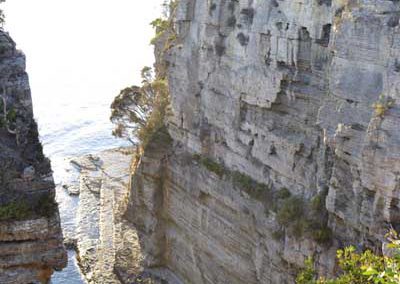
[110,66,169,147]
[111,1,175,147]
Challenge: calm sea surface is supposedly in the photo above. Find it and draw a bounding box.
[3,0,163,282]
[41,96,130,283]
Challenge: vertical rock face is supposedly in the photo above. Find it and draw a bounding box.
[124,0,400,283]
[0,31,66,283]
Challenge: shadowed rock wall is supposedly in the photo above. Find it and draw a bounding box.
[0,30,66,283]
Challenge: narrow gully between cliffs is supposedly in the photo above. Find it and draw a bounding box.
[3,1,163,282]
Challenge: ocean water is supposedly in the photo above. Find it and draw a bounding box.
[3,0,164,282]
[41,96,129,283]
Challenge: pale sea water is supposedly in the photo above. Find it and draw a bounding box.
[38,96,129,283]
[3,0,164,282]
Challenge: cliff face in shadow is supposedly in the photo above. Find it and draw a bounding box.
[0,30,66,283]
[122,0,400,283]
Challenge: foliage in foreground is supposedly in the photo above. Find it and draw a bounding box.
[297,230,400,284]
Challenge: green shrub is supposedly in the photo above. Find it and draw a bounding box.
[0,194,58,222]
[276,187,291,199]
[232,171,255,190]
[292,218,309,239]
[296,257,316,284]
[311,188,328,212]
[373,95,395,117]
[273,188,332,243]
[202,158,225,177]
[311,227,332,245]
[149,1,178,47]
[193,155,271,201]
[297,232,400,284]
[6,107,16,123]
[272,229,285,241]
[311,194,324,211]
[193,155,226,177]
[232,171,269,199]
[138,79,170,149]
[150,18,170,45]
[0,201,30,221]
[277,196,304,226]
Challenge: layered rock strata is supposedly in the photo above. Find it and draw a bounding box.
[75,148,155,283]
[0,30,66,283]
[122,0,400,283]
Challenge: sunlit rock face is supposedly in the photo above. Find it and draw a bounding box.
[124,0,400,283]
[0,30,66,283]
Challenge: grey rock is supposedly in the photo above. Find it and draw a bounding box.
[122,0,400,283]
[75,148,146,283]
[0,30,66,282]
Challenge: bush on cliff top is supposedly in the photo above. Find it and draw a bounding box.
[111,1,177,150]
[110,67,170,149]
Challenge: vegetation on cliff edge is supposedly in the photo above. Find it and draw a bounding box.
[297,230,400,284]
[110,68,169,149]
[110,0,177,150]
[0,194,58,221]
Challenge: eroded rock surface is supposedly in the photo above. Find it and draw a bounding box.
[122,0,400,283]
[0,30,66,283]
[75,148,154,283]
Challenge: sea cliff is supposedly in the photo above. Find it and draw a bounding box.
[0,30,66,283]
[122,0,400,283]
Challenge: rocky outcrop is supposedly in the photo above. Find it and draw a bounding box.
[122,0,400,283]
[0,30,66,282]
[74,148,154,283]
